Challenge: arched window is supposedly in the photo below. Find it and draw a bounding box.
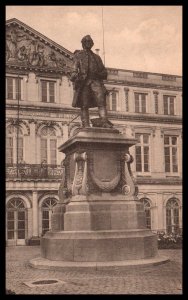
[166,198,180,234]
[6,125,23,164]
[7,198,27,241]
[140,198,151,229]
[41,197,58,235]
[40,127,57,165]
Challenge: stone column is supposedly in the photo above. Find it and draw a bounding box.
[32,190,39,237]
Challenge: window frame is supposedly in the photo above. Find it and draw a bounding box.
[40,79,56,103]
[41,198,58,236]
[6,198,27,241]
[6,125,24,164]
[6,76,23,100]
[106,89,119,111]
[134,92,148,113]
[140,198,152,229]
[135,133,151,175]
[163,95,176,115]
[164,135,179,175]
[166,198,180,234]
[40,127,57,165]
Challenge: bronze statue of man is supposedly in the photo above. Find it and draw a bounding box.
[70,35,113,128]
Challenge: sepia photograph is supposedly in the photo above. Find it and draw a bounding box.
[5,5,182,295]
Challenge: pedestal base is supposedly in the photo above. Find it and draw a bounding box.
[30,128,164,269]
[40,229,157,262]
[30,254,169,270]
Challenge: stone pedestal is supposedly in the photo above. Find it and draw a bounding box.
[30,127,167,268]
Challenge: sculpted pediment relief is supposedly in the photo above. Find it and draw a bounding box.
[6,20,73,74]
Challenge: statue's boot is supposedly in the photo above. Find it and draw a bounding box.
[98,106,113,128]
[81,108,90,127]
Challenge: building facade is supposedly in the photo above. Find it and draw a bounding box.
[6,18,182,246]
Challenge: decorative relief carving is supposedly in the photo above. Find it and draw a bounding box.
[89,150,121,192]
[6,25,72,74]
[63,155,72,195]
[72,152,88,196]
[35,121,63,136]
[121,153,138,197]
[58,159,69,204]
[6,118,30,135]
[28,119,38,124]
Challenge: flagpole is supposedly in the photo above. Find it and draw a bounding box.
[101,6,106,66]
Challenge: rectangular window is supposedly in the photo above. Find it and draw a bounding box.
[6,77,22,100]
[7,211,15,240]
[135,133,150,173]
[18,137,23,162]
[42,210,49,235]
[41,139,47,162]
[7,77,13,99]
[49,82,55,103]
[41,80,55,103]
[163,95,175,115]
[166,209,172,234]
[6,137,13,164]
[41,81,47,102]
[111,92,117,111]
[134,93,147,113]
[106,90,118,111]
[50,139,57,165]
[164,136,178,173]
[135,93,139,113]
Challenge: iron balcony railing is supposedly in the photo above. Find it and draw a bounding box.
[6,164,63,180]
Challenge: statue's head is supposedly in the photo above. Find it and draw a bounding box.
[81,35,94,50]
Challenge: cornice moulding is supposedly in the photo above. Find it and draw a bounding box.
[6,103,182,125]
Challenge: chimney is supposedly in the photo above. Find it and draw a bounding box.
[95,49,100,55]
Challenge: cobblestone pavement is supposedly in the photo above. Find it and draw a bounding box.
[6,246,182,295]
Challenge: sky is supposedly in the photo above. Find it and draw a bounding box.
[6,6,182,75]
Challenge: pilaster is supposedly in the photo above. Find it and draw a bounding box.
[32,190,39,237]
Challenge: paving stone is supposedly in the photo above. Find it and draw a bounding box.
[6,246,182,294]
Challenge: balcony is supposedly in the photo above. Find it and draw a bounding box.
[6,164,63,180]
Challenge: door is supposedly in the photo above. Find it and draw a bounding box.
[6,198,27,246]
